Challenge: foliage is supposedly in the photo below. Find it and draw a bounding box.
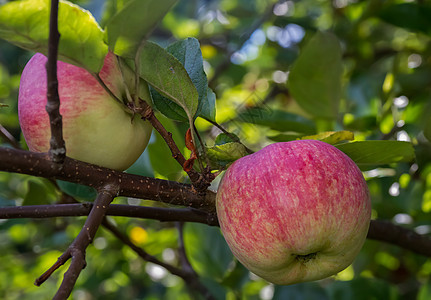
[0,0,431,299]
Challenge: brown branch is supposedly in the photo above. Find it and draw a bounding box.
[45,0,66,165]
[135,100,211,193]
[0,203,219,226]
[175,222,215,299]
[35,186,118,300]
[1,201,429,258]
[0,147,216,211]
[0,124,20,149]
[102,219,215,300]
[367,219,431,257]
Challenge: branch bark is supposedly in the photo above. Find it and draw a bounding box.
[45,0,66,164]
[367,219,431,257]
[1,202,429,258]
[0,147,216,211]
[102,219,216,300]
[135,100,212,193]
[35,186,118,300]
[0,203,219,226]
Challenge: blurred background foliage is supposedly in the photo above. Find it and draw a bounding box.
[1,0,431,299]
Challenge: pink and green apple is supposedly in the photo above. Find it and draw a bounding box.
[216,140,371,285]
[18,52,152,171]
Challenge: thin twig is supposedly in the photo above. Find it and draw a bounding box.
[102,219,216,300]
[45,0,66,165]
[136,101,211,192]
[0,124,20,149]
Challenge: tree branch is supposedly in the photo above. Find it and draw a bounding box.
[367,219,431,257]
[0,124,20,149]
[45,0,66,164]
[135,101,212,193]
[175,222,215,299]
[0,203,219,226]
[0,147,216,211]
[1,202,429,258]
[35,186,118,300]
[102,219,216,300]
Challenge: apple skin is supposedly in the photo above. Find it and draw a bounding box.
[18,52,152,171]
[216,140,371,285]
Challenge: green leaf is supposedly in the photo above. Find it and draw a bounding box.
[56,180,97,201]
[135,41,198,121]
[301,130,354,145]
[378,3,431,35]
[288,31,343,119]
[335,141,415,166]
[207,142,248,167]
[152,38,214,121]
[184,222,233,280]
[105,0,177,58]
[125,149,154,177]
[325,277,399,300]
[0,0,108,73]
[214,133,240,146]
[237,107,316,134]
[201,87,217,121]
[23,179,57,205]
[274,282,329,300]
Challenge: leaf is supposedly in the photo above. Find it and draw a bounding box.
[335,141,415,166]
[288,31,343,119]
[151,38,213,121]
[207,142,248,167]
[237,107,316,134]
[274,282,329,300]
[378,3,431,35]
[301,131,354,145]
[125,149,154,177]
[268,133,305,142]
[214,133,240,146]
[184,222,233,280]
[201,87,217,121]
[135,41,198,121]
[56,180,97,201]
[105,0,177,58]
[325,277,399,300]
[23,179,57,205]
[0,0,108,73]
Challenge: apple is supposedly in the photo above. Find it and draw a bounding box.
[18,52,152,171]
[216,140,371,285]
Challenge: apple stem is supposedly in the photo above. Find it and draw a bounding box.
[92,73,133,115]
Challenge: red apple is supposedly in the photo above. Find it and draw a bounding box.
[18,52,152,171]
[216,140,371,285]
